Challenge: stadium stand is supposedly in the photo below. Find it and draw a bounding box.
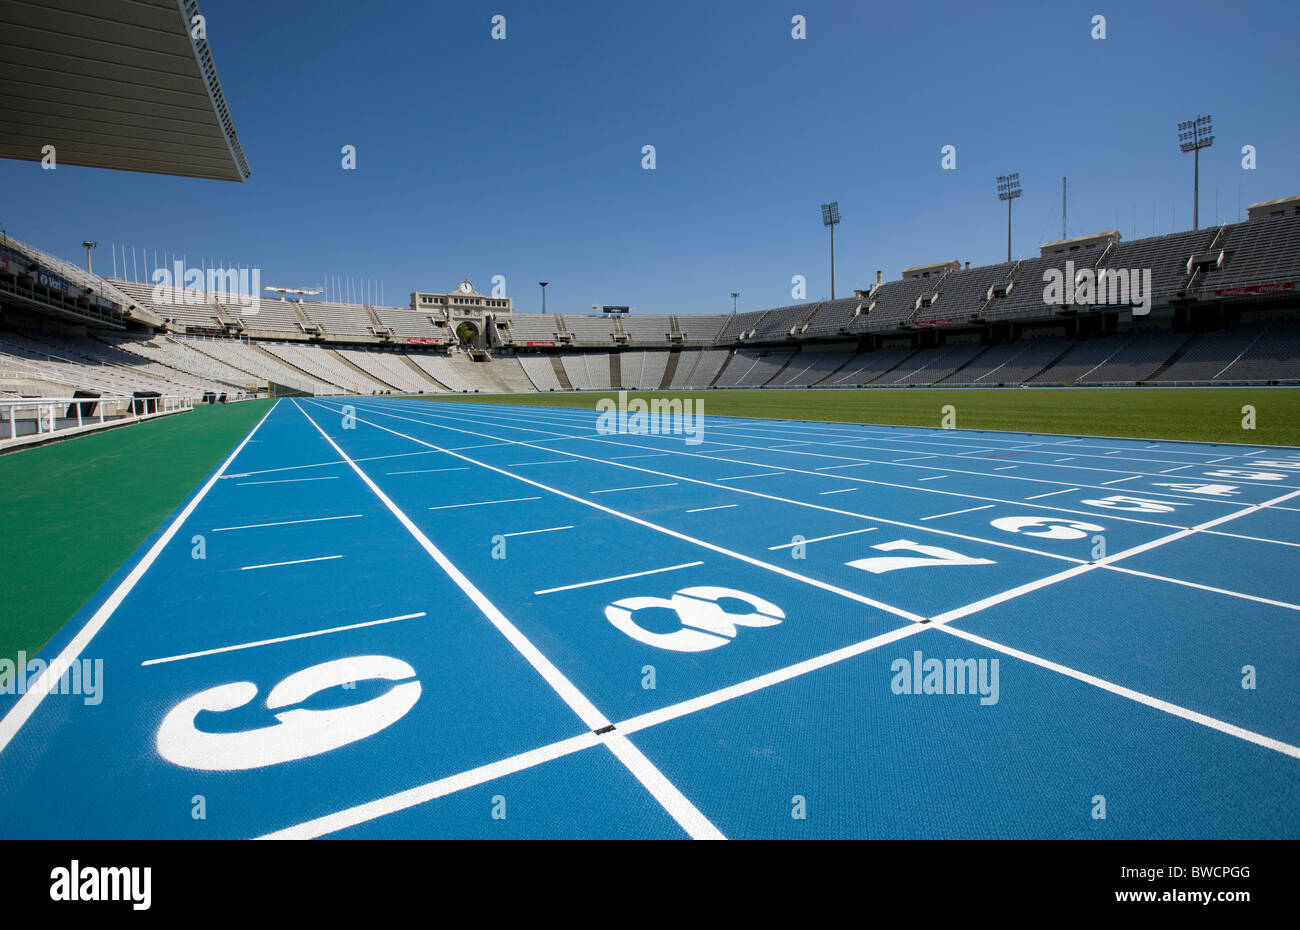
[4,195,1299,400]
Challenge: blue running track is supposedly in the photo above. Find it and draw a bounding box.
[2,397,1297,838]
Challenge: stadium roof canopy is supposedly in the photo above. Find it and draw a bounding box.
[0,0,250,182]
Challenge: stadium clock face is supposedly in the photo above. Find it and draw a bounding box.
[458,280,472,294]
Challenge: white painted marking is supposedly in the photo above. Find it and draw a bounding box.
[386,467,470,476]
[940,626,1300,759]
[241,555,344,571]
[535,562,705,595]
[1100,476,1138,486]
[213,514,363,532]
[589,482,679,495]
[818,488,857,495]
[1160,465,1192,474]
[716,471,785,481]
[506,459,575,467]
[1025,488,1078,500]
[428,497,542,511]
[917,475,948,482]
[768,528,877,550]
[921,504,995,521]
[236,476,339,487]
[993,465,1017,471]
[142,613,427,666]
[501,525,574,538]
[685,504,737,513]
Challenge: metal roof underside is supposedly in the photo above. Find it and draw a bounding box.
[0,0,250,181]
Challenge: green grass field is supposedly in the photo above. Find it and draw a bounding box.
[421,387,1300,447]
[0,400,273,666]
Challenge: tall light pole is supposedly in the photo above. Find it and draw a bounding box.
[1178,115,1214,231]
[82,240,98,274]
[820,202,840,299]
[539,281,548,314]
[996,174,1021,261]
[730,292,739,315]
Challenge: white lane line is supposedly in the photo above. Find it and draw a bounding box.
[320,403,928,623]
[294,401,724,840]
[536,561,705,595]
[1055,457,1074,462]
[993,465,1017,471]
[816,463,870,471]
[939,626,1300,759]
[818,488,857,495]
[260,732,603,840]
[1244,450,1266,456]
[500,525,574,538]
[236,475,339,487]
[1100,476,1138,486]
[685,504,737,513]
[1104,450,1122,455]
[602,733,726,839]
[1201,528,1300,550]
[1160,465,1192,474]
[1025,487,1079,500]
[589,482,679,495]
[222,459,343,479]
[0,401,278,757]
[618,624,927,736]
[921,504,995,521]
[241,555,344,571]
[506,459,575,466]
[1206,456,1230,464]
[609,453,670,460]
[386,467,470,476]
[917,475,948,482]
[768,528,877,550]
[716,471,785,481]
[928,485,1300,627]
[142,612,427,666]
[894,455,937,462]
[1104,565,1300,612]
[213,514,363,532]
[428,497,542,510]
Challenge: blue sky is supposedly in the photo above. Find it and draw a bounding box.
[2,0,1297,315]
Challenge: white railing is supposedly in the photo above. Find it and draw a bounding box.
[0,394,195,443]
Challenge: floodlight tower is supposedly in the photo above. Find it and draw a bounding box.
[730,292,740,315]
[996,174,1022,261]
[820,202,841,300]
[539,281,548,314]
[264,286,323,302]
[1178,115,1214,231]
[82,240,98,274]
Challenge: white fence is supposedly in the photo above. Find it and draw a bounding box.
[1,394,194,443]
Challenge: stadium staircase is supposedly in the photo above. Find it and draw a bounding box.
[291,302,323,335]
[397,354,450,391]
[659,349,681,389]
[252,344,345,392]
[328,348,400,391]
[549,356,573,389]
[1147,338,1194,382]
[1213,323,1272,380]
[709,349,737,386]
[609,353,621,388]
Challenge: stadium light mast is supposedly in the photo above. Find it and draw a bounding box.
[820,202,841,299]
[264,285,322,302]
[996,174,1022,261]
[539,281,548,315]
[1178,115,1214,231]
[730,292,739,315]
[82,240,98,274]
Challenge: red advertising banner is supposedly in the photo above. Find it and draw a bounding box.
[914,318,951,327]
[525,340,556,346]
[1214,282,1294,298]
[406,337,442,344]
